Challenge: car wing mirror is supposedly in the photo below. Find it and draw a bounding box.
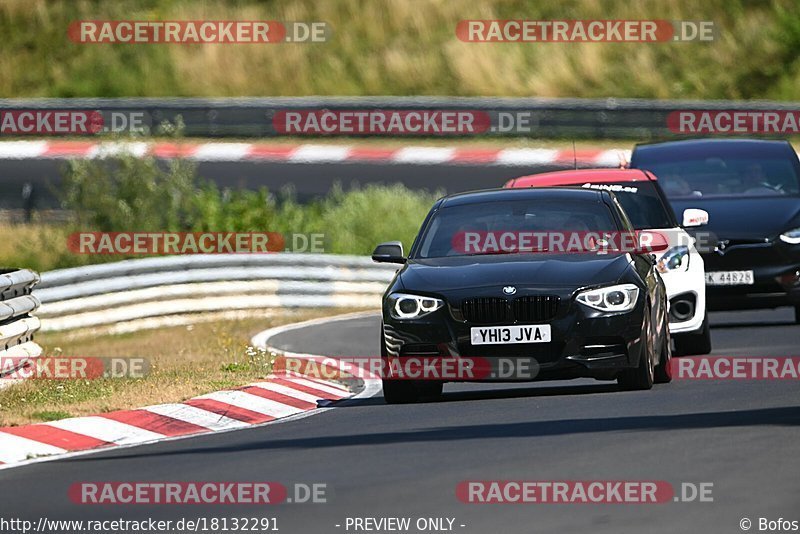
[372,241,406,264]
[635,231,669,254]
[682,208,709,227]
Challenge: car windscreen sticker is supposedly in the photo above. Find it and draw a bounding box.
[582,182,638,194]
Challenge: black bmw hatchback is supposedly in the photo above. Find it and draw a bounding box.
[372,188,671,403]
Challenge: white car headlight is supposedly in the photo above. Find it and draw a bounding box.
[576,284,639,313]
[657,245,690,273]
[779,227,800,245]
[388,293,444,319]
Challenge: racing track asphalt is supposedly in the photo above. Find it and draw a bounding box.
[0,159,571,209]
[0,308,798,533]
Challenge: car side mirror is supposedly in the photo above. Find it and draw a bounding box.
[635,231,670,254]
[372,241,406,264]
[682,208,709,227]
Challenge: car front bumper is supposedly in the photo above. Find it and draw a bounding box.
[660,257,706,335]
[701,242,800,311]
[382,290,648,382]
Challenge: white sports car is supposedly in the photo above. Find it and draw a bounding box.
[506,168,711,356]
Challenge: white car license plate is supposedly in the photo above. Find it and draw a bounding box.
[470,325,551,345]
[705,270,754,286]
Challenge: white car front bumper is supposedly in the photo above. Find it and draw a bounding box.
[660,249,707,335]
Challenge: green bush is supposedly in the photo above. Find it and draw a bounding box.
[320,184,438,255]
[43,149,441,267]
[62,155,201,231]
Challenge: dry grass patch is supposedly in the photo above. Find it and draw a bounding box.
[1,0,798,100]
[0,308,368,426]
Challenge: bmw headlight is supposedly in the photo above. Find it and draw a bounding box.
[779,227,800,245]
[388,293,444,319]
[656,245,690,273]
[576,284,639,313]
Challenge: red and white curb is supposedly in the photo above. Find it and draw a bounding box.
[0,140,629,167]
[250,310,383,398]
[0,312,380,470]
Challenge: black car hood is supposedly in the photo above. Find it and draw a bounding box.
[399,254,633,292]
[671,197,800,240]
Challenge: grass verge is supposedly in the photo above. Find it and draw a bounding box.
[2,0,799,101]
[0,308,365,427]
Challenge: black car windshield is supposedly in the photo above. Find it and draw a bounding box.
[580,181,674,230]
[634,155,800,199]
[415,199,618,259]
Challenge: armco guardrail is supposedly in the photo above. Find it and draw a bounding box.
[3,96,799,139]
[35,254,396,331]
[0,269,42,377]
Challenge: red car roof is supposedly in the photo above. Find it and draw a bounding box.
[505,168,655,188]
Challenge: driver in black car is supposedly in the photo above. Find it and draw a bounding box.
[661,171,694,197]
[740,162,782,195]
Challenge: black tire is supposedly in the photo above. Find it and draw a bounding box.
[794,306,800,325]
[618,308,655,391]
[673,314,712,356]
[654,314,673,384]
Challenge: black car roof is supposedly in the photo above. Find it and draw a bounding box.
[439,187,608,208]
[631,138,794,164]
